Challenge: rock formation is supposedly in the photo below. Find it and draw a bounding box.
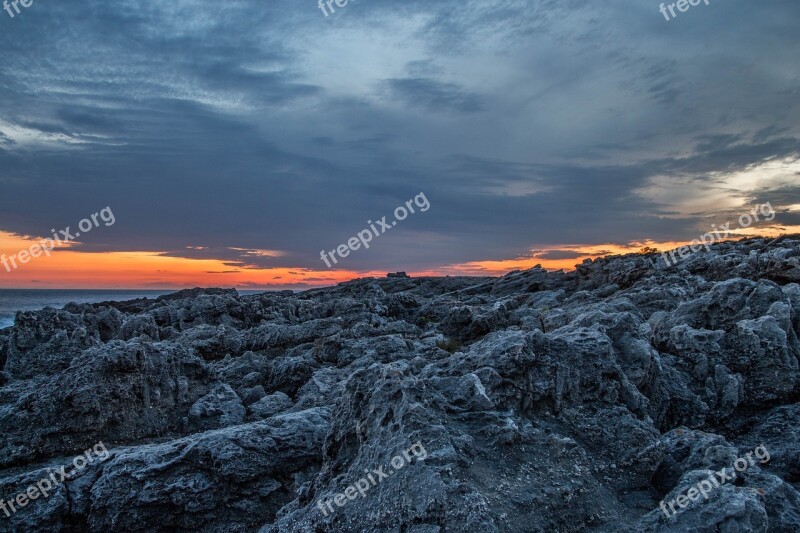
[1,235,799,532]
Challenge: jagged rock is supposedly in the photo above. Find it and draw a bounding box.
[188,383,246,431]
[242,384,268,406]
[119,314,159,341]
[738,402,800,484]
[640,428,800,532]
[1,236,800,532]
[248,391,293,420]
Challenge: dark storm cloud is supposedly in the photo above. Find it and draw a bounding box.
[0,0,799,274]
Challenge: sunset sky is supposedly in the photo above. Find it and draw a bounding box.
[1,0,799,289]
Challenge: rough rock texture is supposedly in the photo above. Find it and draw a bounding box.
[1,236,800,532]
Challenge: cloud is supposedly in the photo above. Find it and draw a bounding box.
[0,0,797,278]
[534,250,584,260]
[381,77,484,113]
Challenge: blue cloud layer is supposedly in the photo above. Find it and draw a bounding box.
[0,0,798,271]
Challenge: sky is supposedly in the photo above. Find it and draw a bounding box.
[0,0,799,289]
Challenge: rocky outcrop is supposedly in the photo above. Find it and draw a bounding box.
[1,236,799,532]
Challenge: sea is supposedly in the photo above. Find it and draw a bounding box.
[0,289,269,330]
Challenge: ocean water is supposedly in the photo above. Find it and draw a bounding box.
[0,290,175,329]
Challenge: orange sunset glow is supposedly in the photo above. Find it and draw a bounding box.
[3,226,797,289]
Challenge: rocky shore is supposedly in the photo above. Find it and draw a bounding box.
[1,236,799,532]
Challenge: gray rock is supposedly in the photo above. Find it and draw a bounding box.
[188,383,246,431]
[1,237,799,532]
[248,391,293,420]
